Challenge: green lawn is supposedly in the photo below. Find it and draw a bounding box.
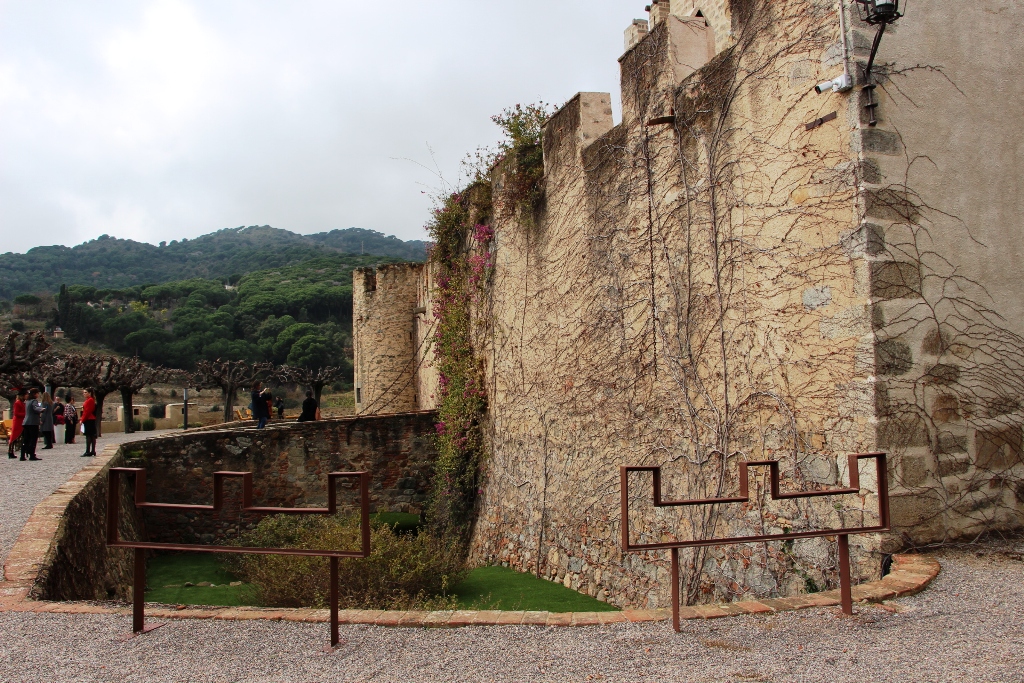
[145,553,254,606]
[145,554,617,612]
[455,566,618,612]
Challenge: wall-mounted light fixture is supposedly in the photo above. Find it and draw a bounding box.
[853,0,903,126]
[856,0,902,25]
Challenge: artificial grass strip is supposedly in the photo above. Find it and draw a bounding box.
[455,566,619,612]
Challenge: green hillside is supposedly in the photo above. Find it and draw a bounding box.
[47,253,399,370]
[0,226,427,300]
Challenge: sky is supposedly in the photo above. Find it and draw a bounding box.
[0,0,636,254]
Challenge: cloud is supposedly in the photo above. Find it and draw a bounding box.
[0,0,632,253]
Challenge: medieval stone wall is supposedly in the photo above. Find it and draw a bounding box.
[351,0,1024,609]
[353,264,424,415]
[118,414,439,545]
[467,1,891,610]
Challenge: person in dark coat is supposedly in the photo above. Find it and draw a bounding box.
[274,396,285,419]
[251,382,268,429]
[297,391,318,422]
[63,394,78,444]
[39,392,55,449]
[21,388,44,461]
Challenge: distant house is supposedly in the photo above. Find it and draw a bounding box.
[52,327,65,339]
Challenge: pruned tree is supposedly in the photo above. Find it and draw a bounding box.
[0,331,49,375]
[29,354,97,402]
[192,359,274,423]
[279,365,347,407]
[105,357,182,433]
[0,332,51,411]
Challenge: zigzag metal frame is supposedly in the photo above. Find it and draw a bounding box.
[106,467,372,647]
[620,452,891,628]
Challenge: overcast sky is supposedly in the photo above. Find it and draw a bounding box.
[0,0,635,254]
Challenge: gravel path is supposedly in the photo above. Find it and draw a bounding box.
[0,429,178,580]
[0,542,1021,683]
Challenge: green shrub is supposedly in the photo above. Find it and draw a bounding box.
[10,321,25,331]
[283,397,300,409]
[149,404,166,419]
[132,418,142,431]
[141,418,156,431]
[226,514,465,611]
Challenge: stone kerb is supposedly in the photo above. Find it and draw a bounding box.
[0,432,941,626]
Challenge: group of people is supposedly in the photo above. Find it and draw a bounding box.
[250,381,319,429]
[7,387,98,461]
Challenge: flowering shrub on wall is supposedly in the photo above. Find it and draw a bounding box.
[425,193,492,541]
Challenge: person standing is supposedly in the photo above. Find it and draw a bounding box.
[297,391,318,422]
[7,388,27,459]
[63,394,78,444]
[81,388,97,457]
[52,395,65,445]
[39,392,55,450]
[275,396,285,420]
[251,382,268,429]
[21,388,44,461]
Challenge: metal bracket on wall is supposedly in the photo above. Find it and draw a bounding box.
[106,467,372,648]
[620,452,890,631]
[805,111,838,131]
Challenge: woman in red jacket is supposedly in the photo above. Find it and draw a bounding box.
[80,389,97,457]
[7,388,26,459]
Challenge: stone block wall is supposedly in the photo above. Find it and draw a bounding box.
[31,447,143,602]
[120,413,438,545]
[354,264,424,415]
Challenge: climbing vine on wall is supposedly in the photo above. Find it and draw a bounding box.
[424,104,550,542]
[424,192,490,542]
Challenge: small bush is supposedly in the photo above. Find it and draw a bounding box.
[149,404,166,419]
[169,389,178,398]
[227,514,465,611]
[283,397,300,409]
[10,321,25,331]
[141,418,156,431]
[132,418,142,431]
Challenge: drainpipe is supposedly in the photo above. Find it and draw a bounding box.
[838,0,853,86]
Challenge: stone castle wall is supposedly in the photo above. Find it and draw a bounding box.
[353,264,424,415]
[119,413,439,545]
[352,0,1024,609]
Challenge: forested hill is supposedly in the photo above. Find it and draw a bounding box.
[0,226,428,299]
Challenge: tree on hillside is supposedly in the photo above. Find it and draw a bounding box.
[192,360,274,422]
[279,365,347,407]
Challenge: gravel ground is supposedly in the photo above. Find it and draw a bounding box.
[0,429,178,580]
[0,541,1021,683]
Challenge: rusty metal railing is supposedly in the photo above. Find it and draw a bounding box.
[106,467,371,647]
[621,452,890,630]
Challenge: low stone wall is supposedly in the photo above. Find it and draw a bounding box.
[120,411,439,545]
[19,443,145,602]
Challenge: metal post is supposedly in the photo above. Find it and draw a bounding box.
[182,388,189,430]
[671,548,680,632]
[133,547,146,632]
[838,534,853,615]
[330,556,340,647]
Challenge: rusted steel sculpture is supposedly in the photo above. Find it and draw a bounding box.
[621,453,890,631]
[106,468,371,647]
